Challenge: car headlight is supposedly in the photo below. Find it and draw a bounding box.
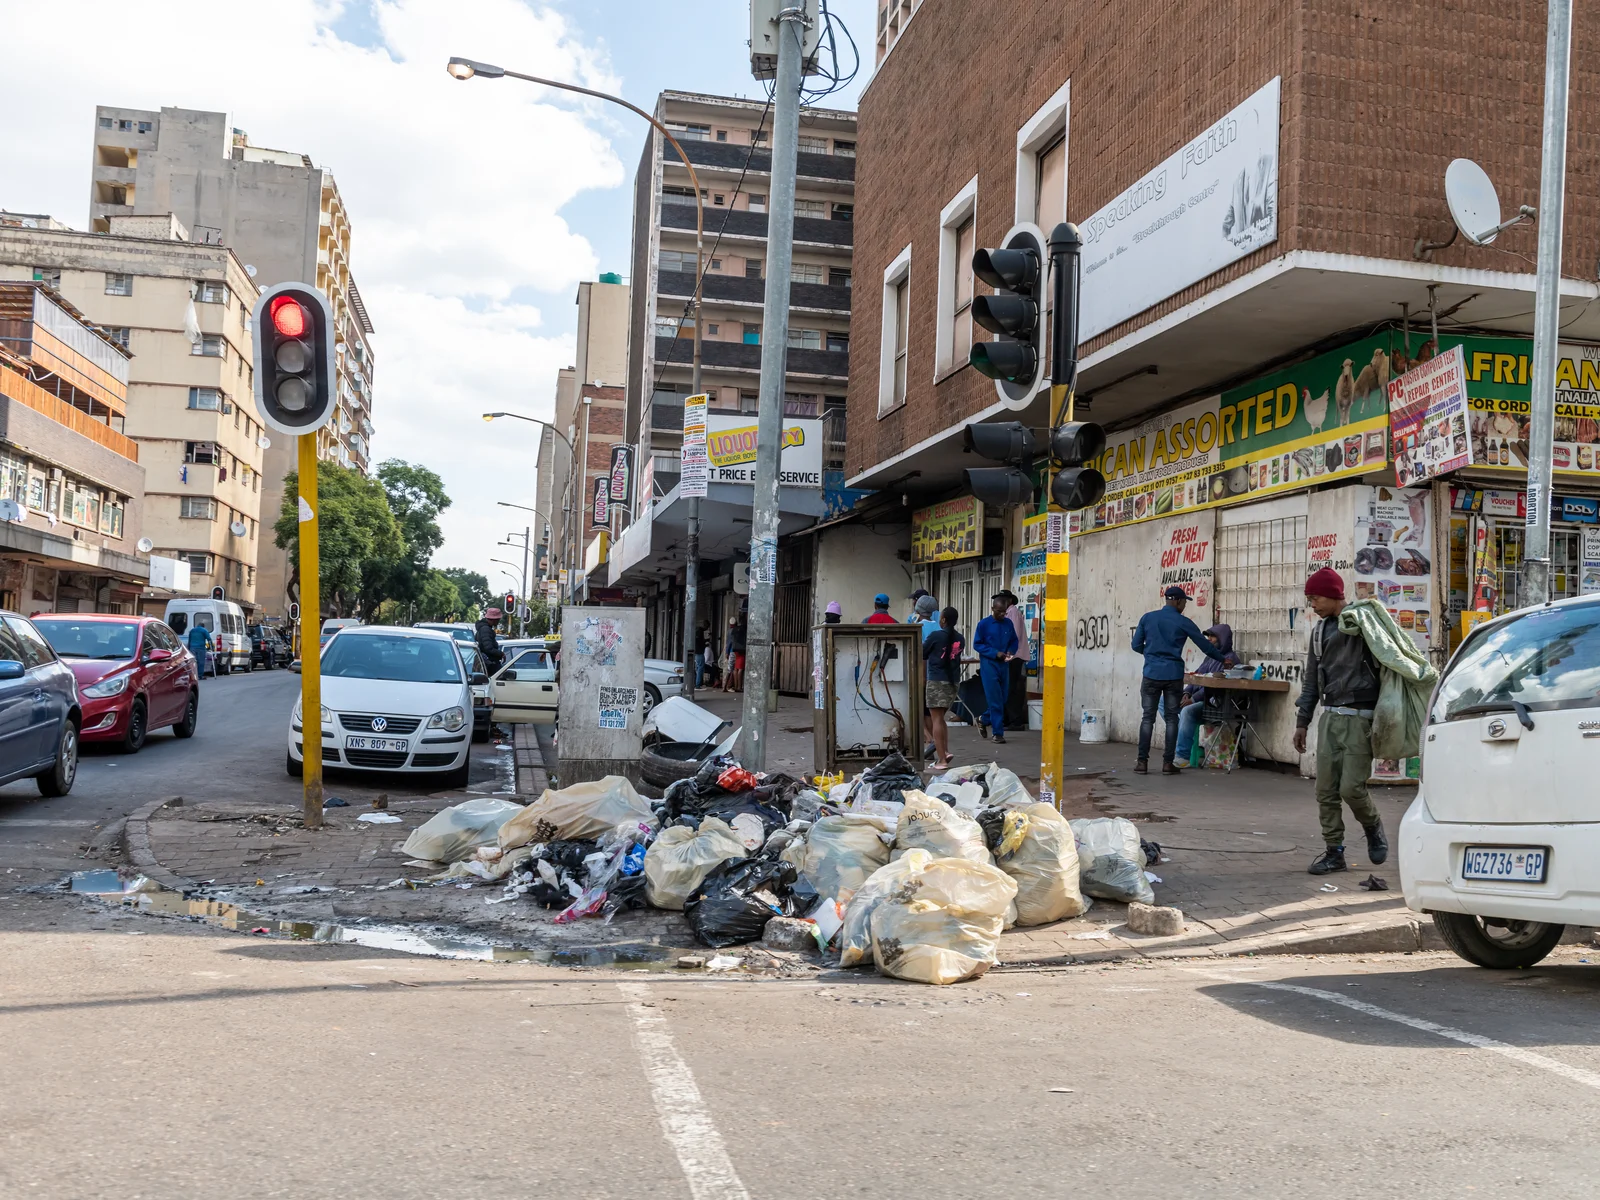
[291,700,333,730]
[428,706,467,732]
[669,670,684,683]
[82,673,132,699]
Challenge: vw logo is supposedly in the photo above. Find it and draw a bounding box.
[370,717,388,732]
[1487,718,1506,738]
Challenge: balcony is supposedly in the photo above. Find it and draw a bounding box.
[654,336,848,380]
[660,203,853,248]
[665,139,854,184]
[656,269,851,314]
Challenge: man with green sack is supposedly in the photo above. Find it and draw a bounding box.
[1292,567,1437,876]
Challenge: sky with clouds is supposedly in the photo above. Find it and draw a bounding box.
[1,0,872,592]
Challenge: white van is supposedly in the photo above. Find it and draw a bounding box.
[164,597,251,674]
[1401,594,1600,968]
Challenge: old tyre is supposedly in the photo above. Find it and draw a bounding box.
[640,683,662,719]
[641,740,707,790]
[1432,912,1564,969]
[37,720,79,797]
[120,698,148,754]
[286,749,304,778]
[173,689,199,738]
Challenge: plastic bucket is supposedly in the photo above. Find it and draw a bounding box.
[1079,708,1108,744]
[1027,700,1044,731]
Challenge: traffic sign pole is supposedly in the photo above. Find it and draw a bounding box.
[298,433,324,828]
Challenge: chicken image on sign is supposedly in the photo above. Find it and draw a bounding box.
[1387,345,1472,487]
[704,414,823,486]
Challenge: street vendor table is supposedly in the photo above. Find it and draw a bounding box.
[1183,674,1291,768]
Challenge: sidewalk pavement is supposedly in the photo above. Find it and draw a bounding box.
[111,688,1496,962]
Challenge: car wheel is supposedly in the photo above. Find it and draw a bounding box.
[641,740,708,789]
[1432,912,1565,969]
[173,689,199,739]
[472,722,490,744]
[120,698,148,754]
[442,759,471,789]
[36,720,79,797]
[641,683,662,719]
[286,749,303,778]
[244,656,254,673]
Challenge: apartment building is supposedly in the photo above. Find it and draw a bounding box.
[91,105,376,617]
[0,282,148,613]
[0,216,264,611]
[610,91,857,664]
[845,0,1600,767]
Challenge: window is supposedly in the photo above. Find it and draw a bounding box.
[706,323,720,336]
[197,281,230,304]
[936,176,979,375]
[654,317,689,339]
[32,268,61,289]
[105,273,133,296]
[752,130,769,146]
[234,406,241,428]
[182,553,212,575]
[658,250,700,276]
[747,194,766,213]
[788,328,822,350]
[792,263,825,285]
[826,331,850,353]
[743,323,761,345]
[27,474,44,511]
[250,518,257,540]
[188,387,222,411]
[833,140,856,157]
[100,500,124,538]
[745,258,763,278]
[832,203,854,222]
[117,119,132,132]
[98,116,112,129]
[877,244,912,417]
[105,326,131,348]
[713,194,726,206]
[739,390,760,414]
[181,497,217,520]
[192,334,225,358]
[830,267,852,288]
[795,199,826,218]
[668,123,711,141]
[716,130,728,142]
[1215,510,1309,663]
[247,566,256,587]
[1015,79,1070,226]
[784,392,821,416]
[137,121,152,134]
[798,135,828,154]
[6,616,56,668]
[662,186,698,207]
[185,441,219,464]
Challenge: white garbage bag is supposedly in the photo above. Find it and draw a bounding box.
[928,762,1031,809]
[838,849,932,968]
[789,814,893,905]
[893,792,991,864]
[1068,817,1155,905]
[400,797,524,864]
[869,857,1018,986]
[643,817,746,910]
[499,776,654,850]
[994,803,1089,925]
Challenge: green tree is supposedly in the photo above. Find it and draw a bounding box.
[274,461,403,618]
[417,569,466,621]
[361,460,451,618]
[441,567,491,615]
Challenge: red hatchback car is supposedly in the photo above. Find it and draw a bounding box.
[30,615,200,753]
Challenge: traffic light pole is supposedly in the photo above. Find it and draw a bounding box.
[1040,223,1082,811]
[739,3,804,770]
[298,432,324,829]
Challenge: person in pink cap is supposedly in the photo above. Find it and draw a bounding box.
[823,601,842,624]
[474,606,505,674]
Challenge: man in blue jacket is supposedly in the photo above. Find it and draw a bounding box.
[973,593,1019,745]
[1131,586,1217,774]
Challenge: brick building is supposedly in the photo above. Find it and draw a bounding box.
[842,0,1600,766]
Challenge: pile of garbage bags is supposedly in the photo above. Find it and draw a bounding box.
[404,757,1160,986]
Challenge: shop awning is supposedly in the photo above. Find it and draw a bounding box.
[609,480,831,586]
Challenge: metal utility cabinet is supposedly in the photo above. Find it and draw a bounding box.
[812,623,926,775]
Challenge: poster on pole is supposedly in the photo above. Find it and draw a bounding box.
[680,393,709,498]
[1583,527,1600,595]
[1387,344,1471,488]
[609,443,634,505]
[589,475,609,530]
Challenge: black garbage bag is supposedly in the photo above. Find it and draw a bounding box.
[749,772,806,816]
[858,751,922,807]
[701,797,788,850]
[606,872,650,911]
[683,856,796,948]
[784,875,822,919]
[975,806,1008,853]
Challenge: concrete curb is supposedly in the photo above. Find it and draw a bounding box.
[120,796,195,893]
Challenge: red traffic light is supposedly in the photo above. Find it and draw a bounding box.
[269,296,308,338]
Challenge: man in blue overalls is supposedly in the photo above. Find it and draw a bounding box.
[973,593,1019,745]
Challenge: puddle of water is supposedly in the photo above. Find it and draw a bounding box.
[70,871,682,968]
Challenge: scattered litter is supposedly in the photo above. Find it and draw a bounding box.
[402,859,441,869]
[1068,929,1113,940]
[357,812,402,825]
[1049,1087,1074,1094]
[1318,883,1339,892]
[1358,875,1390,891]
[678,955,707,970]
[1015,992,1031,997]
[1145,872,1162,884]
[250,927,269,935]
[705,954,742,971]
[371,794,389,810]
[322,797,349,808]
[685,855,796,948]
[400,797,519,860]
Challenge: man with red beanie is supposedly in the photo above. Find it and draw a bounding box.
[1293,567,1388,875]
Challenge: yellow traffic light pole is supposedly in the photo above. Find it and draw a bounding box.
[298,432,323,828]
[1040,379,1073,811]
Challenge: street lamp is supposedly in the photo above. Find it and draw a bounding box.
[453,54,706,697]
[484,412,579,604]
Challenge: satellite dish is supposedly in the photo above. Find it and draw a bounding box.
[245,264,257,278]
[258,434,272,450]
[137,536,154,553]
[1445,159,1503,245]
[230,520,249,537]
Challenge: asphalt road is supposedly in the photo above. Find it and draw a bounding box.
[0,667,511,887]
[1,923,1597,1199]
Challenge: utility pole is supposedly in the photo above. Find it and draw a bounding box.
[739,2,805,769]
[519,524,530,635]
[1522,0,1573,607]
[298,432,323,827]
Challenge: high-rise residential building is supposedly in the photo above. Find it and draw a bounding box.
[0,280,148,614]
[90,105,376,618]
[608,91,856,661]
[0,215,263,612]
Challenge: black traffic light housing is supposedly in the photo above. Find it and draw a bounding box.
[252,282,336,435]
[969,223,1046,402]
[963,420,1040,508]
[1049,421,1108,510]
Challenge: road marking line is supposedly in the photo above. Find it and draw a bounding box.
[1190,969,1600,1092]
[618,982,750,1200]
[0,819,93,827]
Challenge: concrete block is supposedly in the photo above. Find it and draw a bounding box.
[1127,902,1185,936]
[762,916,818,952]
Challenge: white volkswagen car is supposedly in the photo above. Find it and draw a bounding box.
[1401,595,1600,968]
[286,625,483,787]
